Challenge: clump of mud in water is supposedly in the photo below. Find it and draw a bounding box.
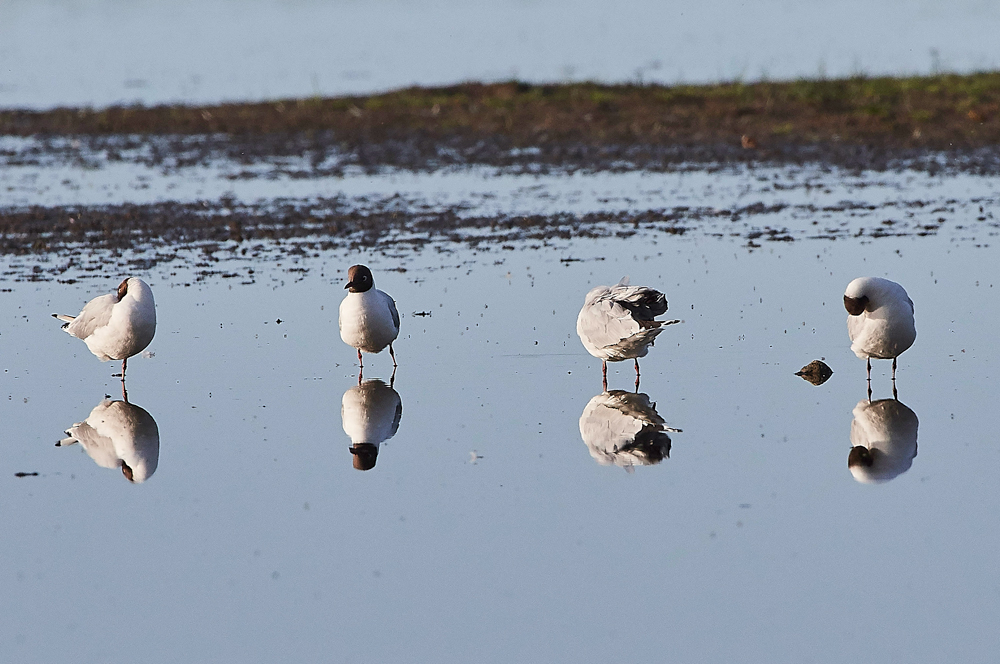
[795,360,833,386]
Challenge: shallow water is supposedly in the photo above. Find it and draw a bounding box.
[3,0,999,108]
[3,223,1000,661]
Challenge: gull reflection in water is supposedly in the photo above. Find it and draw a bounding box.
[579,390,680,472]
[342,379,402,471]
[848,398,918,484]
[57,398,160,483]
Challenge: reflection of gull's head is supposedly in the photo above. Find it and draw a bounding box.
[579,390,678,471]
[349,443,379,471]
[342,379,402,471]
[848,398,918,484]
[58,399,160,483]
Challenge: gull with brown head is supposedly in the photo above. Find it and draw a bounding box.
[339,265,400,375]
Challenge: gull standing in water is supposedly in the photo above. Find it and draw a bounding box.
[576,277,679,390]
[339,265,400,375]
[53,277,156,397]
[844,277,916,392]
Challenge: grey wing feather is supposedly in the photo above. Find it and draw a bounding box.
[581,297,646,347]
[390,401,403,438]
[62,293,116,340]
[386,294,400,330]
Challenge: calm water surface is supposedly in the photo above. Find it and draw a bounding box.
[2,225,999,662]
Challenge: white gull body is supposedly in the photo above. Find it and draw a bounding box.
[576,277,679,386]
[339,265,400,367]
[848,398,918,484]
[54,277,156,370]
[579,390,678,471]
[57,398,160,483]
[844,277,915,375]
[342,379,403,471]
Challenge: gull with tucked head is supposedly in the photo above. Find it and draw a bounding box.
[576,277,680,390]
[844,277,916,384]
[52,277,156,392]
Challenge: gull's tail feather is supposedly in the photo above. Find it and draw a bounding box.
[52,313,74,329]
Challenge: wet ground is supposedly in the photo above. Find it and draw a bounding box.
[4,69,1000,662]
[2,129,999,281]
[4,229,1000,662]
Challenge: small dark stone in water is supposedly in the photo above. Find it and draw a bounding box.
[14,472,39,478]
[413,311,431,317]
[795,360,833,386]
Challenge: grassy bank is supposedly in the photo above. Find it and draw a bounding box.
[3,72,1000,150]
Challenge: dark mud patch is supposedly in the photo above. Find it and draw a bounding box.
[2,194,995,282]
[5,76,1000,175]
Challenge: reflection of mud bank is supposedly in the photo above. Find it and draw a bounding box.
[6,132,1000,177]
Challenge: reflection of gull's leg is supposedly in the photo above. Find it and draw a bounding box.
[602,360,608,393]
[389,343,397,367]
[867,377,872,403]
[358,365,363,385]
[121,377,129,403]
[390,365,397,389]
[892,377,898,401]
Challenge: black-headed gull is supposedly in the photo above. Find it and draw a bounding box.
[52,277,156,383]
[576,277,679,390]
[342,379,402,471]
[339,265,400,371]
[844,277,915,382]
[848,398,918,484]
[57,398,160,483]
[579,390,680,472]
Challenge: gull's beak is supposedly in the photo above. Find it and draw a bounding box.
[344,281,354,290]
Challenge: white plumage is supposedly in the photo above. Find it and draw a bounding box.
[339,265,400,368]
[844,277,915,380]
[848,398,918,484]
[53,277,156,378]
[57,398,160,483]
[576,277,679,388]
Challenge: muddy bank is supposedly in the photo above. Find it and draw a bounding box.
[4,75,1000,174]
